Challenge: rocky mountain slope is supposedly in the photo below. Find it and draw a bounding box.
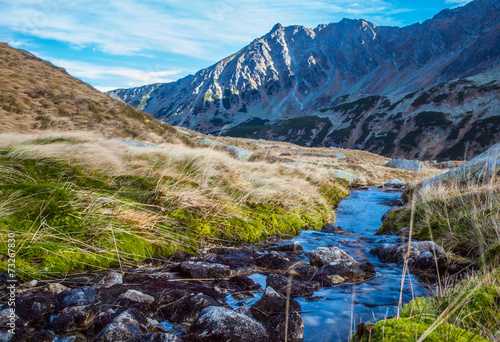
[110,0,500,159]
[0,43,185,144]
[224,70,500,160]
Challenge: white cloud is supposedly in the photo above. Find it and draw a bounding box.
[0,0,408,61]
[45,58,184,88]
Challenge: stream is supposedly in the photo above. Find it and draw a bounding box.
[229,188,431,341]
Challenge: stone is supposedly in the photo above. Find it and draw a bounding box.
[196,137,224,147]
[384,179,407,188]
[308,246,353,267]
[158,292,220,323]
[423,142,500,186]
[93,272,123,289]
[370,241,445,264]
[46,283,68,294]
[255,251,293,270]
[250,290,301,323]
[330,169,358,184]
[322,225,348,234]
[225,145,254,161]
[0,308,23,328]
[332,153,346,159]
[0,331,13,342]
[204,247,259,268]
[50,305,96,333]
[386,159,424,172]
[179,261,231,279]
[190,306,268,341]
[360,262,376,278]
[26,280,38,287]
[62,286,97,307]
[444,161,454,168]
[125,332,181,342]
[266,273,320,297]
[119,290,155,304]
[269,241,304,253]
[317,259,365,282]
[93,309,148,342]
[284,264,317,281]
[267,311,304,342]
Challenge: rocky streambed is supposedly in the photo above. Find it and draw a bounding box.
[2,189,451,342]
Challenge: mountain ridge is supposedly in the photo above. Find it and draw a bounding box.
[110,0,500,159]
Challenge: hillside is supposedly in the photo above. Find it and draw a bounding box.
[109,0,500,159]
[0,42,185,144]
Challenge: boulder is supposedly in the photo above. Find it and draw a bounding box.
[204,247,259,268]
[423,142,500,186]
[196,137,224,147]
[158,292,220,323]
[330,169,358,184]
[284,264,317,281]
[0,308,23,329]
[332,153,346,159]
[119,290,155,304]
[370,241,445,264]
[267,311,304,342]
[225,145,254,161]
[50,305,96,333]
[179,261,230,279]
[386,159,424,172]
[93,309,148,342]
[360,262,376,278]
[190,306,268,341]
[316,259,365,282]
[384,179,407,188]
[125,332,181,342]
[308,246,353,267]
[62,286,97,307]
[255,251,294,270]
[250,289,302,323]
[269,241,304,253]
[266,273,320,297]
[93,272,123,289]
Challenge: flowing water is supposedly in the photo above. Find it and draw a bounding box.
[228,188,431,341]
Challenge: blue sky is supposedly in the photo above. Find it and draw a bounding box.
[0,0,472,92]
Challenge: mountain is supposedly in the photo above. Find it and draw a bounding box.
[110,0,500,159]
[0,43,185,144]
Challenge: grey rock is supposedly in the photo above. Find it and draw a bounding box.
[424,142,500,186]
[159,292,220,323]
[370,241,445,264]
[125,332,181,342]
[190,306,268,341]
[386,159,424,172]
[284,264,317,281]
[255,251,293,270]
[308,246,353,267]
[0,331,14,342]
[62,286,97,307]
[250,291,301,323]
[93,272,123,289]
[267,311,304,342]
[266,273,320,297]
[384,179,407,188]
[269,241,304,253]
[0,308,23,328]
[225,145,254,161]
[119,290,155,304]
[360,262,376,278]
[317,259,365,282]
[330,169,358,184]
[93,309,148,342]
[179,261,231,279]
[332,153,346,159]
[196,137,224,147]
[50,305,96,333]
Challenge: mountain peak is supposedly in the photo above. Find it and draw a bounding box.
[271,23,284,32]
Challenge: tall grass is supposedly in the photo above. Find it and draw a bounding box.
[0,132,348,279]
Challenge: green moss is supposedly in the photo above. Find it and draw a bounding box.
[354,317,486,342]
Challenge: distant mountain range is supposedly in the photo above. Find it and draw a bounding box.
[110,0,500,160]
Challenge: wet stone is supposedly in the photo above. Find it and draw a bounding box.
[266,273,320,297]
[267,311,304,342]
[93,309,148,342]
[62,286,97,307]
[179,261,231,279]
[255,251,294,270]
[93,272,123,289]
[46,283,68,294]
[120,289,155,304]
[250,289,302,323]
[284,264,317,281]
[158,292,220,323]
[189,306,268,342]
[317,259,365,282]
[360,262,376,278]
[0,308,23,329]
[268,241,304,253]
[50,305,96,333]
[125,332,181,342]
[308,246,354,267]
